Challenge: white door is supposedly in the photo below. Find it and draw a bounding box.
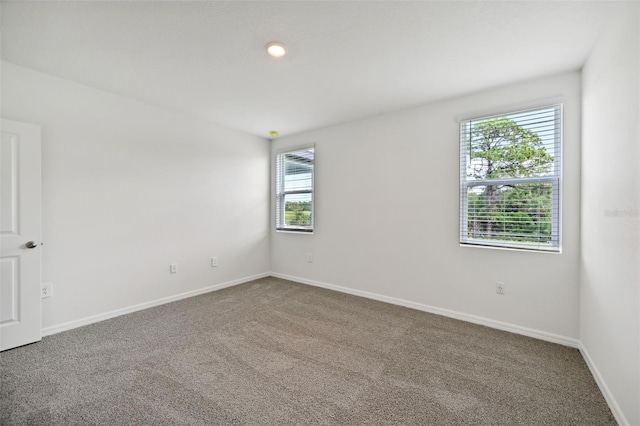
[0,119,42,351]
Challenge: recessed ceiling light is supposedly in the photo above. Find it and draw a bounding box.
[269,130,279,137]
[266,42,286,58]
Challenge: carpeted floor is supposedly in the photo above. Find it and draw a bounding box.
[1,277,614,425]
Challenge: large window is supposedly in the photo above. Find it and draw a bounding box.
[276,146,314,232]
[460,105,562,251]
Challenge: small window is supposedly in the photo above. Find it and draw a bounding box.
[460,105,562,251]
[276,146,314,232]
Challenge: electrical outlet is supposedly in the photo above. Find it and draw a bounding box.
[41,283,53,298]
[170,264,178,274]
[211,257,218,267]
[307,252,313,263]
[496,282,505,295]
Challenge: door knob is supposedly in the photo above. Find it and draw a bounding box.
[26,241,38,249]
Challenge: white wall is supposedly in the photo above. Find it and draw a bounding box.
[1,62,271,330]
[581,4,640,425]
[271,72,582,341]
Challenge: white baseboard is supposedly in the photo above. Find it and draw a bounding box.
[270,272,580,348]
[40,271,625,424]
[579,343,628,426]
[41,272,270,337]
[271,273,638,422]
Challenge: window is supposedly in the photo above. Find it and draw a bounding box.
[460,105,562,251]
[276,146,315,232]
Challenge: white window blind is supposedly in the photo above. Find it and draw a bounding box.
[276,146,314,232]
[460,105,562,251]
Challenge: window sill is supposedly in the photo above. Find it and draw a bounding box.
[460,242,561,254]
[276,229,314,235]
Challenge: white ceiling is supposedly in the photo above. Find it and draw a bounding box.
[1,1,613,138]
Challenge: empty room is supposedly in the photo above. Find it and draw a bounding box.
[1,1,638,425]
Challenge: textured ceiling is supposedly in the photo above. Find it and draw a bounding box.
[0,1,613,138]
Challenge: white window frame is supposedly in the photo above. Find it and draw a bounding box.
[459,105,562,252]
[275,145,315,233]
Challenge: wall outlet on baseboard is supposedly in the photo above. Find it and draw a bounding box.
[496,282,505,295]
[41,282,53,298]
[170,264,178,274]
[211,257,218,267]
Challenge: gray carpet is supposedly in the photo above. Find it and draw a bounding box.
[1,277,614,425]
